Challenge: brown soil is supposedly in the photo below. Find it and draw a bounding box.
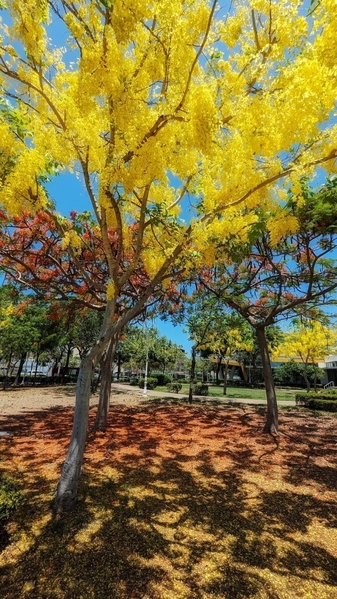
[0,394,336,599]
[0,384,145,417]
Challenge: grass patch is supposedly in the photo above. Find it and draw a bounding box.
[156,384,297,402]
[0,401,336,598]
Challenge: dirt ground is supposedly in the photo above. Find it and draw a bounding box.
[0,382,295,419]
[0,386,336,599]
[0,384,146,418]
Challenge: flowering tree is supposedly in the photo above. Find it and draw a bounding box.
[0,0,337,508]
[0,209,155,429]
[198,181,337,432]
[274,319,337,391]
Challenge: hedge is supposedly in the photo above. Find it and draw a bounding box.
[295,392,337,405]
[166,382,182,393]
[193,383,209,396]
[155,373,172,386]
[308,399,337,412]
[138,377,158,390]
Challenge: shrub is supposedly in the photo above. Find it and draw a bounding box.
[308,399,337,412]
[155,373,172,386]
[166,382,182,393]
[138,377,158,390]
[193,383,209,396]
[296,392,337,405]
[129,378,139,386]
[0,475,22,523]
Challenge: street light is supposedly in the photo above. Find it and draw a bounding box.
[143,325,150,398]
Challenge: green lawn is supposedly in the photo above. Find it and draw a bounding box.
[155,383,297,402]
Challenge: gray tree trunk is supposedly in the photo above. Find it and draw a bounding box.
[215,357,221,385]
[13,353,26,386]
[303,364,311,392]
[223,360,229,395]
[93,336,118,432]
[256,327,278,434]
[188,345,196,404]
[54,355,94,511]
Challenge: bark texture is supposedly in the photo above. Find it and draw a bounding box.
[13,353,26,386]
[93,337,117,432]
[256,326,278,434]
[54,356,93,511]
[223,360,229,395]
[188,346,196,404]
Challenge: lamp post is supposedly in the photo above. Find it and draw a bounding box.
[143,326,149,398]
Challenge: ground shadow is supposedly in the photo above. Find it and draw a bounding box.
[0,402,336,599]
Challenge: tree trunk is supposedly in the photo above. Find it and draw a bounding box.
[33,353,40,386]
[54,355,94,511]
[188,345,196,404]
[13,353,27,386]
[93,337,117,432]
[64,345,72,370]
[3,353,12,390]
[303,364,311,392]
[215,357,221,385]
[60,345,72,384]
[256,327,278,434]
[117,353,121,380]
[223,360,229,395]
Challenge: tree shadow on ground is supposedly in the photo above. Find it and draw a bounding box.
[0,402,336,599]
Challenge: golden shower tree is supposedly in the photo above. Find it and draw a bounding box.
[0,0,336,509]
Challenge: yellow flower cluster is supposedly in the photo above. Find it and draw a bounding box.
[0,0,336,298]
[267,213,298,247]
[61,229,83,255]
[274,321,337,363]
[191,86,218,154]
[0,148,47,216]
[106,280,116,301]
[0,303,13,327]
[142,248,166,279]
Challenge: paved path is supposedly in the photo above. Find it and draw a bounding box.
[110,382,295,406]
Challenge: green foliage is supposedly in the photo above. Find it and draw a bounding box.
[0,475,22,523]
[166,382,182,393]
[274,361,323,387]
[0,293,64,364]
[289,176,337,235]
[192,383,209,396]
[308,399,337,412]
[295,391,337,405]
[138,377,158,390]
[116,326,185,374]
[70,310,104,358]
[155,373,172,386]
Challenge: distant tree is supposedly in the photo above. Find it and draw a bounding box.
[162,291,253,399]
[198,178,337,432]
[116,326,183,377]
[238,325,284,386]
[0,295,63,386]
[274,319,337,391]
[0,209,152,428]
[273,360,323,389]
